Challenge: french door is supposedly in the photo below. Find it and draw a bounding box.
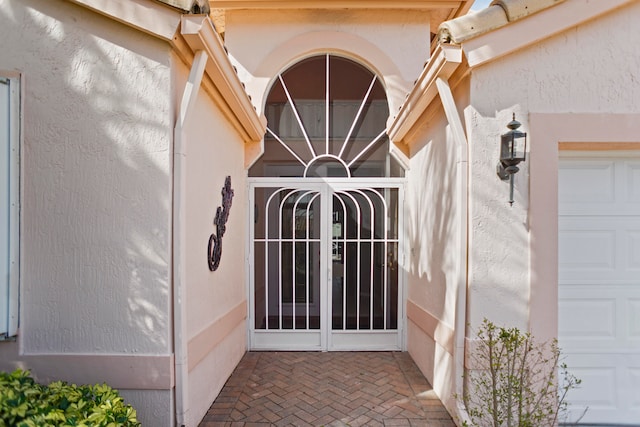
[248,178,404,351]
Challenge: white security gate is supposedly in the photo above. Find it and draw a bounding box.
[559,154,640,424]
[249,179,403,351]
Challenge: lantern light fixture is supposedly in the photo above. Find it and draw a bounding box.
[497,113,527,206]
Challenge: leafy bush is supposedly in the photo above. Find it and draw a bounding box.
[459,319,583,427]
[0,369,140,427]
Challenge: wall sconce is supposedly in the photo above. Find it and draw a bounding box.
[496,113,527,206]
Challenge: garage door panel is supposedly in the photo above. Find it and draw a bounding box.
[563,354,640,424]
[631,368,640,408]
[631,231,640,268]
[559,229,614,269]
[559,298,616,340]
[629,299,640,339]
[568,408,640,425]
[560,286,640,350]
[559,160,615,204]
[559,217,640,281]
[627,161,640,202]
[561,158,640,216]
[564,363,617,408]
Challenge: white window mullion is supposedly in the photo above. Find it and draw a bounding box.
[339,76,377,159]
[278,75,316,159]
[325,54,330,155]
[347,129,387,168]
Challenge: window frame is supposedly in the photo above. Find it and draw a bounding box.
[1,72,21,340]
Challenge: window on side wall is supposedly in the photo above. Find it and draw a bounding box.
[1,74,20,340]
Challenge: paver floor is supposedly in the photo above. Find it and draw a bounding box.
[199,352,457,427]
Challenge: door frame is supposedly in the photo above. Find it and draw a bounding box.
[246,177,407,351]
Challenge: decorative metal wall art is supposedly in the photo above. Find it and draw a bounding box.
[208,176,234,271]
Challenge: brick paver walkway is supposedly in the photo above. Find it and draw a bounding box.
[199,352,456,426]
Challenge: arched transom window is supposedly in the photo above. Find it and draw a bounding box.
[249,54,404,178]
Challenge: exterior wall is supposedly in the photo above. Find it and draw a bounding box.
[465,2,640,332]
[223,9,433,118]
[404,77,470,417]
[0,0,174,424]
[174,56,248,426]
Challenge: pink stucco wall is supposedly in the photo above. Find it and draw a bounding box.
[173,53,249,426]
[403,76,470,418]
[0,0,175,424]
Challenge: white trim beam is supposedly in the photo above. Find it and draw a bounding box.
[173,48,208,426]
[67,0,182,41]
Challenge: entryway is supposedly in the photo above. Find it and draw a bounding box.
[198,352,455,426]
[246,53,407,351]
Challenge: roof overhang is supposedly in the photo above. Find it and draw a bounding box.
[387,44,463,145]
[179,15,268,142]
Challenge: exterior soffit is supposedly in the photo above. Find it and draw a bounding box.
[209,0,469,9]
[210,0,473,32]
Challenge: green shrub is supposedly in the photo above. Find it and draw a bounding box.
[459,319,583,427]
[0,369,140,427]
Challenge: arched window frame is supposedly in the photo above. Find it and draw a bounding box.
[250,54,404,178]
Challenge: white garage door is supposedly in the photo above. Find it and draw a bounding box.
[559,155,640,424]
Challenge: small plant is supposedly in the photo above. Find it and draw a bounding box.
[459,319,582,427]
[0,369,140,427]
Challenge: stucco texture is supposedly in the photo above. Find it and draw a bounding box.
[471,2,640,117]
[0,0,175,423]
[403,77,469,415]
[174,54,248,426]
[223,9,433,117]
[406,110,460,328]
[0,0,173,354]
[177,62,247,340]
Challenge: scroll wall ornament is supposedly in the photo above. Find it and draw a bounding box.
[208,176,234,271]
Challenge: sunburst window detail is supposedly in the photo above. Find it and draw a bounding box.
[249,54,404,178]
